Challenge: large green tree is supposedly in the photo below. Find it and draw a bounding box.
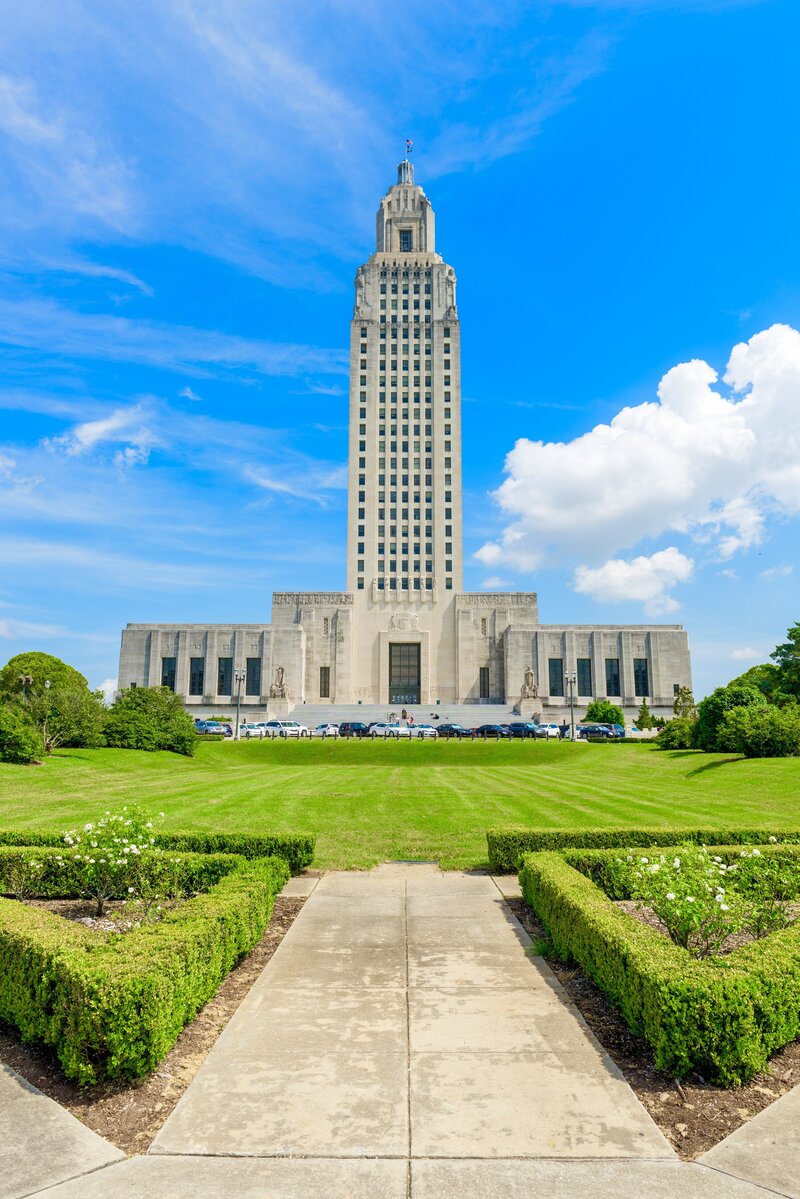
[0,652,88,701]
[26,686,107,754]
[771,623,800,700]
[693,684,768,752]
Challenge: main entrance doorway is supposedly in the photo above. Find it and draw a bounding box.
[389,642,421,705]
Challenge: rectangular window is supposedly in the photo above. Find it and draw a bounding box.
[161,656,177,691]
[548,658,564,697]
[189,657,205,696]
[217,657,233,696]
[479,667,490,699]
[577,658,592,696]
[245,657,261,697]
[605,658,621,697]
[319,666,330,698]
[399,229,412,252]
[634,658,650,696]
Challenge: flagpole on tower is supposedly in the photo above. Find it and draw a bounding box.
[405,137,413,161]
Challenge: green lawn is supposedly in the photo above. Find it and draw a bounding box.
[1,739,799,869]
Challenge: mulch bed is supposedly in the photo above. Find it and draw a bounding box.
[0,895,305,1154]
[507,896,800,1160]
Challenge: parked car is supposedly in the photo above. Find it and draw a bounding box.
[537,723,562,739]
[338,721,370,738]
[472,724,511,739]
[368,722,396,738]
[390,723,412,738]
[195,720,231,736]
[507,721,539,739]
[239,722,266,739]
[437,723,471,739]
[262,720,309,738]
[314,723,340,738]
[411,724,438,738]
[576,723,614,740]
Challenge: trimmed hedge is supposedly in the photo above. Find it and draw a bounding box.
[520,849,800,1084]
[564,843,800,900]
[488,826,800,873]
[0,846,242,900]
[0,852,289,1084]
[0,830,315,873]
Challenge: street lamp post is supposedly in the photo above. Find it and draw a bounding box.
[565,669,577,741]
[233,669,246,741]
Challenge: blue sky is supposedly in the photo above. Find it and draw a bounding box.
[0,0,798,700]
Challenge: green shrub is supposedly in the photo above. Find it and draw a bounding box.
[635,699,653,730]
[520,848,800,1084]
[105,686,196,756]
[0,846,242,900]
[0,829,316,873]
[693,683,768,752]
[0,707,42,764]
[654,717,695,749]
[585,700,624,726]
[717,704,800,758]
[486,825,800,874]
[0,852,289,1083]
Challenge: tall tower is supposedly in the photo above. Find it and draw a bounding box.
[345,160,463,600]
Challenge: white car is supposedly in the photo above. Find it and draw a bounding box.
[239,723,266,739]
[368,722,397,738]
[411,724,438,739]
[262,720,309,738]
[539,723,562,739]
[314,723,339,738]
[389,723,412,738]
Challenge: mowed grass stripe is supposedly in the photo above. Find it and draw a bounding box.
[2,740,799,869]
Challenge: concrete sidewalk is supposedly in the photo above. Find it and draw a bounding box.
[12,865,799,1198]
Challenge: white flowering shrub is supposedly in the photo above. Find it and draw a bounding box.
[64,806,166,917]
[734,845,800,939]
[619,843,746,958]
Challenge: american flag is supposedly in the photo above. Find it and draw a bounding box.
[405,138,413,154]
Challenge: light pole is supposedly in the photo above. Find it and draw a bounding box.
[565,669,576,741]
[233,669,246,741]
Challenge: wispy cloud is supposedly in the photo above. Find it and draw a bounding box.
[0,297,347,380]
[760,564,793,579]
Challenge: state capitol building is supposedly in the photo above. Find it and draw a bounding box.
[119,160,692,721]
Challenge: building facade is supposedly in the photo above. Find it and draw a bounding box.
[119,161,692,719]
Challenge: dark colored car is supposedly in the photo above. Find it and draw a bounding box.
[338,721,370,738]
[472,724,511,739]
[437,723,471,739]
[577,723,614,739]
[507,721,539,739]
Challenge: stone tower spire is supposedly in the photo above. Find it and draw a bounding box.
[375,162,436,255]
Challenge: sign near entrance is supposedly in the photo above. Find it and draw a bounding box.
[389,642,420,705]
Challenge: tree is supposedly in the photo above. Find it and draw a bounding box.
[0,652,88,702]
[0,707,42,764]
[727,663,791,707]
[717,705,800,759]
[585,700,624,726]
[26,686,106,754]
[635,699,653,730]
[693,684,768,752]
[771,623,800,701]
[105,686,196,756]
[672,686,697,719]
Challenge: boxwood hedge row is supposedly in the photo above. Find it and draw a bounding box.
[564,843,800,899]
[0,829,315,873]
[0,852,289,1084]
[520,849,800,1085]
[488,826,800,873]
[0,845,242,899]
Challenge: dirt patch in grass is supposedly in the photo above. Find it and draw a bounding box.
[0,894,305,1154]
[508,896,800,1161]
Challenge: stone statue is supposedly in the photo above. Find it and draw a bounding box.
[354,267,369,316]
[520,666,538,700]
[269,665,287,699]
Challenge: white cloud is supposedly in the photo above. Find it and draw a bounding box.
[760,564,794,579]
[45,403,154,466]
[573,548,693,615]
[179,386,203,401]
[478,325,800,610]
[481,576,511,589]
[244,461,347,505]
[731,646,761,660]
[97,677,118,705]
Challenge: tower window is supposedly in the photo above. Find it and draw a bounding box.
[399,230,412,252]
